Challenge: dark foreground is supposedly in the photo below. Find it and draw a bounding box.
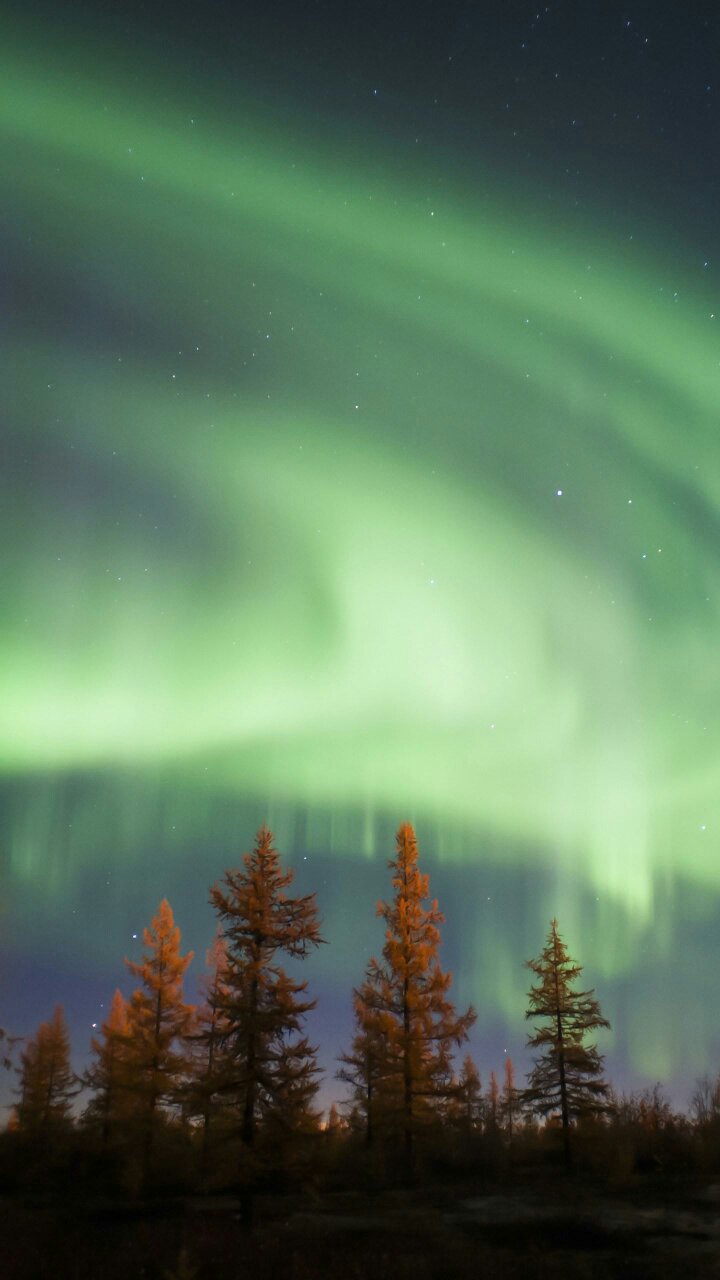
[6,1178,720,1280]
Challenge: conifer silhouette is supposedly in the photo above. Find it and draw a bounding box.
[83,989,133,1147]
[16,1005,77,1137]
[125,899,194,1176]
[187,930,235,1169]
[525,918,610,1168]
[210,825,323,1152]
[456,1053,483,1132]
[486,1070,500,1130]
[500,1056,522,1139]
[337,972,390,1146]
[362,822,475,1174]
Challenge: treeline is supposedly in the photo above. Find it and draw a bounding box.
[4,823,720,1195]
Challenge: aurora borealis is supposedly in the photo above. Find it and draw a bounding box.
[3,2,720,1099]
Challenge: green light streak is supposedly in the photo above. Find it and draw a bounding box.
[2,24,719,1073]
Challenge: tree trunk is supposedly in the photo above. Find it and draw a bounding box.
[241,972,258,1148]
[403,974,414,1179]
[102,1080,112,1149]
[143,982,164,1182]
[554,960,571,1171]
[43,1058,56,1135]
[200,1012,217,1175]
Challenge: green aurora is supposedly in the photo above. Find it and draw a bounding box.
[3,23,720,1084]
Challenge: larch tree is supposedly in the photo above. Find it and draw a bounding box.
[255,970,323,1146]
[16,1005,77,1137]
[187,929,235,1166]
[486,1070,500,1130]
[455,1053,483,1133]
[690,1073,720,1128]
[209,825,323,1152]
[83,989,133,1147]
[124,898,194,1174]
[500,1056,521,1139]
[325,1102,343,1136]
[525,918,610,1168]
[1,1026,15,1071]
[337,971,390,1147]
[365,822,476,1174]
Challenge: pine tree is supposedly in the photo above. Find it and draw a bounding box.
[525,918,610,1168]
[209,825,323,1152]
[124,899,194,1174]
[16,1005,77,1137]
[83,989,133,1146]
[365,822,475,1174]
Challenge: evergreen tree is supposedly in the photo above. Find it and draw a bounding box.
[365,822,475,1174]
[16,1005,76,1137]
[525,918,610,1168]
[83,989,133,1146]
[124,899,194,1174]
[210,825,323,1151]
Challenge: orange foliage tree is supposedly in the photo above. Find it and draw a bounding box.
[361,822,476,1174]
[501,1056,522,1138]
[337,971,390,1146]
[456,1053,483,1132]
[210,825,323,1151]
[187,929,235,1169]
[124,898,194,1174]
[83,989,133,1146]
[16,1004,77,1138]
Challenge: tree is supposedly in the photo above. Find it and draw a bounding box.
[365,822,476,1174]
[325,1102,343,1135]
[16,1005,76,1137]
[636,1083,674,1134]
[83,989,133,1147]
[186,930,235,1168]
[1,1026,17,1072]
[209,825,323,1152]
[455,1053,483,1132]
[500,1056,521,1139]
[691,1073,720,1128]
[124,899,194,1175]
[260,970,323,1144]
[337,972,390,1146]
[525,918,610,1168]
[486,1070,500,1131]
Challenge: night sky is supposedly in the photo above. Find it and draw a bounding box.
[3,1,720,1110]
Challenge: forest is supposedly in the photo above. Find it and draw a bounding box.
[4,823,720,1279]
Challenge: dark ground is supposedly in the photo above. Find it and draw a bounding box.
[5,1177,720,1280]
